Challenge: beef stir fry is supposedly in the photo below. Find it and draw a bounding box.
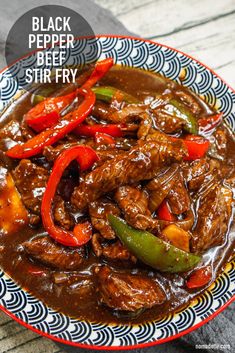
[0,58,234,324]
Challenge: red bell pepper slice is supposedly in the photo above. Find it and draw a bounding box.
[157,200,175,221]
[82,58,114,90]
[171,135,210,161]
[25,90,77,132]
[74,123,123,137]
[198,113,223,134]
[24,58,114,133]
[183,135,210,161]
[6,88,95,159]
[186,266,212,289]
[41,145,98,247]
[95,132,116,146]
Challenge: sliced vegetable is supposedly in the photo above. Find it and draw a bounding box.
[6,88,95,159]
[162,224,190,252]
[198,113,223,134]
[157,200,175,221]
[41,145,98,247]
[74,123,123,137]
[92,86,139,104]
[171,135,210,161]
[108,215,201,273]
[95,132,116,146]
[165,99,198,134]
[24,58,114,133]
[186,266,212,289]
[73,221,92,241]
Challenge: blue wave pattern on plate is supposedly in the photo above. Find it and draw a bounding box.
[0,36,235,348]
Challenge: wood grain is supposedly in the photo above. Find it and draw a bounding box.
[0,318,60,353]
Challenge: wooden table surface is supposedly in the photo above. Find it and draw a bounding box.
[1,0,234,352]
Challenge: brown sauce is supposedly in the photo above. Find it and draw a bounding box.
[0,66,234,324]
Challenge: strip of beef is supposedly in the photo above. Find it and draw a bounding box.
[213,128,228,160]
[21,120,35,141]
[146,165,179,212]
[72,139,187,210]
[93,149,121,169]
[183,158,221,192]
[44,143,120,168]
[115,138,137,150]
[182,158,210,191]
[150,92,200,133]
[167,172,191,215]
[12,159,49,214]
[191,184,233,253]
[137,112,156,139]
[153,109,184,133]
[92,101,114,122]
[108,105,146,124]
[137,96,183,135]
[115,185,159,233]
[53,196,74,230]
[95,266,166,312]
[0,120,24,143]
[89,198,120,239]
[23,236,85,270]
[145,128,176,144]
[91,233,136,263]
[225,174,235,189]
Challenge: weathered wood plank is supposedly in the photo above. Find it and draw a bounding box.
[5,336,60,353]
[0,313,59,353]
[0,313,12,326]
[151,12,235,87]
[1,2,234,353]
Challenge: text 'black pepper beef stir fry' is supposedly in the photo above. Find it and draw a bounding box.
[0,58,234,323]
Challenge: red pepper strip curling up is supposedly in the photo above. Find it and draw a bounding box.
[25,90,77,132]
[41,145,99,247]
[157,200,175,221]
[186,266,212,289]
[74,123,123,137]
[6,88,95,159]
[24,58,114,132]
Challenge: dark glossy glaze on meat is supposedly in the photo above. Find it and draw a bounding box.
[0,66,234,324]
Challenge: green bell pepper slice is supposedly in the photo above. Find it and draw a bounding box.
[164,99,198,134]
[92,86,139,104]
[108,215,201,273]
